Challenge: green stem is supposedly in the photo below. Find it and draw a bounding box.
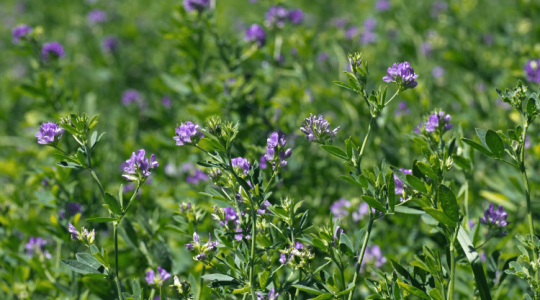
[197,265,205,300]
[384,90,401,107]
[339,266,346,300]
[122,184,141,217]
[356,117,375,174]
[249,205,258,300]
[114,223,123,300]
[447,245,456,300]
[90,169,106,202]
[347,214,374,300]
[293,269,302,300]
[160,284,164,300]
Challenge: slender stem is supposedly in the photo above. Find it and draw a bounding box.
[384,90,401,107]
[347,214,374,300]
[464,181,469,222]
[249,205,258,300]
[339,266,346,300]
[293,269,302,300]
[114,223,123,300]
[197,265,205,300]
[90,169,106,202]
[160,284,163,300]
[356,117,375,174]
[242,294,248,300]
[447,245,456,300]
[123,184,141,216]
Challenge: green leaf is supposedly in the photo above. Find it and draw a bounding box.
[452,155,471,170]
[339,233,355,256]
[438,185,459,222]
[292,285,324,295]
[76,253,104,270]
[86,217,117,223]
[475,128,489,148]
[320,145,349,160]
[333,81,355,91]
[201,274,236,282]
[361,195,387,213]
[311,238,327,251]
[339,175,365,188]
[61,260,100,274]
[387,172,396,213]
[461,139,494,158]
[457,228,492,300]
[105,193,122,215]
[336,284,355,296]
[310,293,334,300]
[91,132,106,150]
[423,208,456,227]
[56,161,83,169]
[485,130,505,159]
[405,175,427,193]
[428,288,444,300]
[527,98,537,117]
[415,161,438,179]
[397,282,429,300]
[259,270,270,289]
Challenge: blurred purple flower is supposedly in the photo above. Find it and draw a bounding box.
[87,9,107,25]
[363,18,377,31]
[375,0,391,11]
[394,168,412,201]
[496,99,512,110]
[420,41,433,56]
[360,245,386,272]
[11,24,32,43]
[265,6,288,28]
[483,34,493,46]
[260,155,267,169]
[26,237,52,259]
[524,59,540,84]
[317,52,329,63]
[432,66,445,78]
[360,31,377,44]
[330,198,351,219]
[59,203,82,219]
[525,135,531,149]
[430,1,448,18]
[394,101,411,116]
[232,157,250,175]
[288,9,304,24]
[42,42,65,60]
[352,202,370,222]
[186,169,209,184]
[121,89,141,106]
[345,26,359,39]
[245,24,266,47]
[424,111,453,132]
[480,203,508,237]
[145,267,171,286]
[101,36,118,52]
[162,96,171,108]
[184,0,210,12]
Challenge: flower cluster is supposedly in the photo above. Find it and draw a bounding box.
[394,101,411,116]
[524,59,540,84]
[382,62,419,91]
[59,202,83,219]
[68,223,95,246]
[257,200,272,215]
[25,237,52,259]
[87,9,107,25]
[12,24,32,43]
[244,24,267,47]
[185,232,219,261]
[300,114,340,144]
[265,132,292,172]
[360,18,377,45]
[184,0,211,12]
[170,276,192,298]
[264,6,304,28]
[122,149,159,182]
[360,245,387,273]
[212,206,239,227]
[145,267,171,286]
[257,288,278,300]
[101,35,118,53]
[279,242,314,270]
[394,168,412,202]
[480,203,508,237]
[235,226,251,241]
[352,202,370,222]
[330,198,351,219]
[41,42,65,61]
[231,157,250,176]
[423,111,453,133]
[35,122,65,146]
[121,89,144,107]
[375,0,391,11]
[174,122,205,146]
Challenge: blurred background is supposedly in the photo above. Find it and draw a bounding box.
[1,0,540,299]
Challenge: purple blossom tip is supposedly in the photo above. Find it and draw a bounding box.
[35,122,65,145]
[42,42,65,61]
[382,62,418,90]
[12,24,32,43]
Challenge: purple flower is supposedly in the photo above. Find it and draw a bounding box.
[394,101,411,116]
[183,0,210,12]
[101,36,118,52]
[524,59,540,84]
[279,253,288,264]
[360,245,386,272]
[59,202,82,219]
[317,52,329,63]
[360,31,377,45]
[219,207,239,226]
[424,111,453,132]
[35,122,65,145]
[12,24,32,43]
[345,26,359,39]
[353,202,370,222]
[260,155,267,169]
[174,122,205,146]
[300,113,340,144]
[162,96,171,108]
[375,0,391,11]
[186,169,209,184]
[469,220,475,229]
[525,135,531,149]
[146,267,171,286]
[382,62,419,90]
[332,17,347,29]
[431,1,448,18]
[87,9,107,25]
[41,42,65,60]
[121,89,142,106]
[68,223,95,244]
[257,200,271,215]
[288,9,304,24]
[265,6,288,28]
[432,66,445,78]
[363,18,377,31]
[330,198,351,219]
[245,24,266,47]
[265,132,291,172]
[420,41,433,56]
[122,149,158,181]
[232,157,250,176]
[257,287,278,300]
[394,168,412,202]
[480,203,508,237]
[25,237,52,259]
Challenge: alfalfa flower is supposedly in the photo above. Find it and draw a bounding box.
[122,149,158,182]
[424,111,453,132]
[174,122,205,146]
[185,232,219,261]
[360,245,387,272]
[87,9,107,25]
[231,157,250,176]
[12,24,32,43]
[184,0,211,12]
[245,24,266,47]
[257,288,279,300]
[42,42,65,61]
[35,122,65,146]
[524,59,540,84]
[382,62,418,91]
[25,237,52,259]
[330,198,351,219]
[300,113,340,144]
[480,203,508,237]
[145,267,171,286]
[265,132,292,173]
[68,223,95,246]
